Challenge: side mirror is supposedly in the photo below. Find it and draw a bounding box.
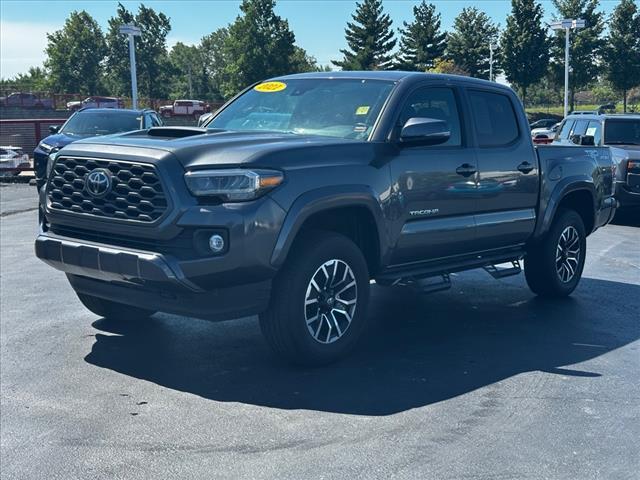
[399,117,450,147]
[49,125,59,134]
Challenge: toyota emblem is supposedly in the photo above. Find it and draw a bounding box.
[85,169,112,198]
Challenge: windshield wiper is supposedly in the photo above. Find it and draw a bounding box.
[607,141,640,145]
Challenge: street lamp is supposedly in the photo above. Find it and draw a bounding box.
[119,24,142,109]
[550,18,586,118]
[489,43,496,82]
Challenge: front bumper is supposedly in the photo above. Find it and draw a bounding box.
[35,232,273,320]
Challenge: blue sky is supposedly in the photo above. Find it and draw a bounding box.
[0,0,621,78]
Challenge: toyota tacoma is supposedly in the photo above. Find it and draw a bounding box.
[35,72,617,365]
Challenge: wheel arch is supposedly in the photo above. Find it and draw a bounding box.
[534,179,597,240]
[270,186,388,275]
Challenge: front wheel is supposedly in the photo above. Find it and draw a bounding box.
[525,208,587,297]
[259,231,370,366]
[76,293,156,321]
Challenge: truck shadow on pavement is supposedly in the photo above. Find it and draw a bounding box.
[85,274,640,416]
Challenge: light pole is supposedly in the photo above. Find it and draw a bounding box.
[550,18,586,118]
[119,24,142,109]
[489,43,496,82]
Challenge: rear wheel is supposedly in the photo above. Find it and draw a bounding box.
[525,208,586,297]
[76,293,156,321]
[259,231,370,366]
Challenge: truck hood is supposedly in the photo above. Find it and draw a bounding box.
[65,129,372,170]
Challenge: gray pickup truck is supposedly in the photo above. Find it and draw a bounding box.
[35,72,617,365]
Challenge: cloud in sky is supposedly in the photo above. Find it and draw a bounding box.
[0,21,56,78]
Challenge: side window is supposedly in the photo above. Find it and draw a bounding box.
[559,120,574,139]
[586,120,602,145]
[571,119,589,137]
[150,114,162,127]
[468,90,520,147]
[397,87,462,147]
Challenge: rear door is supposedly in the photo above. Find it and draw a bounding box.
[466,88,539,250]
[388,84,480,264]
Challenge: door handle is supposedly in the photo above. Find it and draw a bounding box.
[456,163,477,177]
[517,161,535,174]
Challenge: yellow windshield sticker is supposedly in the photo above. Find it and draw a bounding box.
[355,106,370,115]
[254,81,287,93]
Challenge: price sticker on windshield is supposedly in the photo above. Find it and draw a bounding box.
[254,81,287,93]
[355,106,370,115]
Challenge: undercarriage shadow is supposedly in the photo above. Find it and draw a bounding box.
[85,274,640,416]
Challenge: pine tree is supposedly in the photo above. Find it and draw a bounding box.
[550,0,605,110]
[605,0,640,112]
[500,0,549,106]
[395,1,446,71]
[220,0,300,97]
[446,7,500,79]
[332,0,397,70]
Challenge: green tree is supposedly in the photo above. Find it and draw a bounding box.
[395,1,446,71]
[220,0,299,97]
[550,0,605,110]
[104,3,135,97]
[500,0,549,106]
[446,7,500,79]
[428,58,469,76]
[290,47,321,73]
[200,27,229,101]
[168,42,208,100]
[605,0,640,112]
[1,67,50,92]
[333,0,397,70]
[45,11,106,94]
[104,3,172,100]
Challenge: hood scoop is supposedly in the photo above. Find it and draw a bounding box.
[147,126,208,138]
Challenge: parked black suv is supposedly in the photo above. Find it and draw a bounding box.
[36,72,617,365]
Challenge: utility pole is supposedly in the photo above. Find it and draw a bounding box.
[550,18,586,117]
[489,43,495,82]
[119,24,142,109]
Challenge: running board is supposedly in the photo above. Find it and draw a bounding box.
[483,260,522,279]
[391,274,451,294]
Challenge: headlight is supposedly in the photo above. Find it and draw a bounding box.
[46,150,60,178]
[39,142,53,153]
[184,169,283,201]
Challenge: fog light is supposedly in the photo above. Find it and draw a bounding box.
[209,234,225,253]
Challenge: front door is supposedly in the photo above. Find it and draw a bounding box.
[389,85,479,265]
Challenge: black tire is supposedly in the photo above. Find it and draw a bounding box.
[259,231,370,366]
[525,208,586,297]
[76,293,155,321]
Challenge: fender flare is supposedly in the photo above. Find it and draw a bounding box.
[534,176,597,240]
[270,185,388,268]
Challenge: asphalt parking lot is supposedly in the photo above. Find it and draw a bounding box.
[1,183,639,480]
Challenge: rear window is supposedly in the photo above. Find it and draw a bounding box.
[604,119,640,145]
[468,90,519,146]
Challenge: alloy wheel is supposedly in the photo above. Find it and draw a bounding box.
[556,226,581,283]
[304,259,357,344]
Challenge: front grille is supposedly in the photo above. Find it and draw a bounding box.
[47,157,168,223]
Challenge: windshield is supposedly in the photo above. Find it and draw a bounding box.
[60,111,141,136]
[207,79,396,140]
[604,119,640,145]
